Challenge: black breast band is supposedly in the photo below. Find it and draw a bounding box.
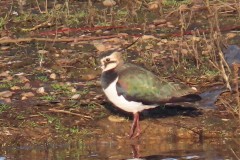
[101,69,118,89]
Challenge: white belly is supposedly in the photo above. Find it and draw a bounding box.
[103,78,157,113]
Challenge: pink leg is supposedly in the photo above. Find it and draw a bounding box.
[129,112,141,138]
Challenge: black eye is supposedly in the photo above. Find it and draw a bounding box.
[106,58,110,62]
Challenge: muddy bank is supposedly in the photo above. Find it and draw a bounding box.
[1,103,240,146]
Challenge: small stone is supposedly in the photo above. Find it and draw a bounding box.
[173,50,178,54]
[108,115,126,122]
[103,0,116,7]
[0,91,14,98]
[71,88,77,93]
[36,87,45,94]
[161,39,168,43]
[55,54,60,57]
[50,73,57,80]
[21,96,27,100]
[71,94,80,100]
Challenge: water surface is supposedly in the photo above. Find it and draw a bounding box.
[1,137,239,160]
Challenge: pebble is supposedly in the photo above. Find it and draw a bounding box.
[36,87,45,94]
[103,0,116,7]
[50,73,57,80]
[71,88,77,93]
[161,39,168,43]
[108,115,126,122]
[173,50,178,54]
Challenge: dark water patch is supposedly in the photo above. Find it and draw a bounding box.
[223,45,240,67]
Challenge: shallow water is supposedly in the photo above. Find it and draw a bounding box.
[1,137,240,160]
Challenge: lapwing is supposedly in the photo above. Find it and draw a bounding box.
[100,49,201,138]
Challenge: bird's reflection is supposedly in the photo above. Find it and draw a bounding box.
[123,143,202,160]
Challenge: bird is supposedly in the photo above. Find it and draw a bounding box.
[99,48,201,139]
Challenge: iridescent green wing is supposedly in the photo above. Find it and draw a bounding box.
[116,64,197,104]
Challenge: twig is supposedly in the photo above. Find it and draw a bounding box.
[230,147,240,160]
[21,19,53,32]
[0,34,126,44]
[48,108,93,120]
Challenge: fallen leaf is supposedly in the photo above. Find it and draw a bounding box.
[21,92,35,97]
[148,2,159,10]
[0,91,14,98]
[11,86,20,90]
[71,94,80,99]
[153,19,167,25]
[142,35,157,40]
[37,50,49,54]
[93,43,106,52]
[19,76,29,83]
[0,71,9,77]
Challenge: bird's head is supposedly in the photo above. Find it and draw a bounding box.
[100,49,124,72]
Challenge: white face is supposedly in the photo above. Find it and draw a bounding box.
[100,53,119,72]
